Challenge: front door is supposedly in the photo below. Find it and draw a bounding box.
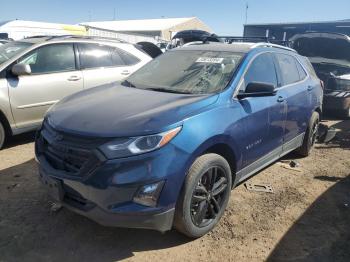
[237,52,286,177]
[8,43,83,128]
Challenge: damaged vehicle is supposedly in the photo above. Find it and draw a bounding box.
[291,32,350,118]
[35,42,323,238]
[166,30,221,50]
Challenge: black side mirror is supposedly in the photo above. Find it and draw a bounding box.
[238,82,276,98]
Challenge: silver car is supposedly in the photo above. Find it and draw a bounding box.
[0,36,153,148]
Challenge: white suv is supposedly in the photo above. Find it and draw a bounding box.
[0,36,153,148]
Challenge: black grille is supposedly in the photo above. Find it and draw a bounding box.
[38,121,106,177]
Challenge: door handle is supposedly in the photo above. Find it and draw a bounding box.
[67,76,82,81]
[277,96,285,103]
[307,86,314,91]
[121,70,130,76]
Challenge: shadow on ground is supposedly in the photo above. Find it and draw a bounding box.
[0,159,189,262]
[4,131,36,149]
[268,175,350,262]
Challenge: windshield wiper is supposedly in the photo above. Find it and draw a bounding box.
[146,87,193,94]
[121,80,136,87]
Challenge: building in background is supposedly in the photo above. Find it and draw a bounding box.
[0,20,86,40]
[244,19,350,41]
[81,17,212,42]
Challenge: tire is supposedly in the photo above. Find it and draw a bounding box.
[0,121,6,150]
[174,153,232,238]
[297,111,320,157]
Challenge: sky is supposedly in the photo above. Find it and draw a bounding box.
[1,0,350,35]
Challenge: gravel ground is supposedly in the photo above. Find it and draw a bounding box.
[0,117,349,262]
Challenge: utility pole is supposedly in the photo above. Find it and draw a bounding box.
[113,8,116,20]
[245,2,249,24]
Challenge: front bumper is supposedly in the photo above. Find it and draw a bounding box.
[35,126,190,232]
[37,155,179,232]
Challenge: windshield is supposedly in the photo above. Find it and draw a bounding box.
[293,37,350,66]
[126,50,243,94]
[0,42,33,64]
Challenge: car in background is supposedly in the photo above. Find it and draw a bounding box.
[0,35,154,149]
[291,32,350,118]
[35,42,323,238]
[0,39,10,45]
[166,30,222,50]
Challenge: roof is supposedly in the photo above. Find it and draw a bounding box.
[81,17,198,32]
[174,42,255,53]
[16,35,129,45]
[174,42,296,54]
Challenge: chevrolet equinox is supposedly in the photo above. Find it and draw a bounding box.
[35,42,323,238]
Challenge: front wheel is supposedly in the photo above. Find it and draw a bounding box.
[174,154,232,238]
[297,111,320,157]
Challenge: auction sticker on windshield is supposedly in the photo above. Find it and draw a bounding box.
[196,57,224,64]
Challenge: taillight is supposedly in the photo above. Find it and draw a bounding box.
[320,80,324,89]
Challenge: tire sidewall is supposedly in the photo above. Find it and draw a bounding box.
[178,154,232,238]
[0,122,5,149]
[306,112,320,153]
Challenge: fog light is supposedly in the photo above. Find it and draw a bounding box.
[133,181,165,207]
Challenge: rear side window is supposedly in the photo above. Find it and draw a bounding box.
[275,53,301,85]
[244,53,278,89]
[78,43,126,69]
[118,49,140,65]
[302,57,318,78]
[295,59,307,80]
[19,44,75,74]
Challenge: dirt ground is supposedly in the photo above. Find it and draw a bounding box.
[0,117,349,262]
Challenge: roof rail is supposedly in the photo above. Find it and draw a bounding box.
[25,34,128,43]
[250,42,297,52]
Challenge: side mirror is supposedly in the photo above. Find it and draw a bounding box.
[11,64,31,76]
[238,82,276,98]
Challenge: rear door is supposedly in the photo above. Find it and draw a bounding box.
[237,52,286,173]
[77,43,142,89]
[7,43,83,128]
[274,53,312,153]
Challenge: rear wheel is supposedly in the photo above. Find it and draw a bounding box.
[297,111,320,157]
[174,154,232,238]
[0,121,6,150]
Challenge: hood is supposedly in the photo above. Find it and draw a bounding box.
[290,32,350,65]
[47,83,218,137]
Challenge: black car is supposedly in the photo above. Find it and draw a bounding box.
[291,32,350,118]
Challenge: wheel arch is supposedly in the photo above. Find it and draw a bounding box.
[0,110,12,136]
[183,135,241,185]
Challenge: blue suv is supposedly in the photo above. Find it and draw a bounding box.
[35,42,323,238]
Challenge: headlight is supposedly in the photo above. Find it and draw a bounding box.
[100,126,182,159]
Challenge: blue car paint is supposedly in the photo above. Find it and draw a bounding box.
[36,46,323,232]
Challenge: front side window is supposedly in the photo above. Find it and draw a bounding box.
[126,50,243,94]
[19,44,75,74]
[243,53,277,90]
[0,41,33,65]
[276,53,301,85]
